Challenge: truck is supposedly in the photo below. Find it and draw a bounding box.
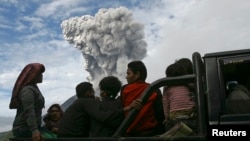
[10,48,250,141]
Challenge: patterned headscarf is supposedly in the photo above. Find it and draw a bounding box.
[9,63,45,109]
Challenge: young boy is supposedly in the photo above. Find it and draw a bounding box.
[90,76,124,137]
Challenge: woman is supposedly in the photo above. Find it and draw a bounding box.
[43,104,63,136]
[9,63,45,141]
[120,61,165,137]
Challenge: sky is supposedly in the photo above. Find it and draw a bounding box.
[1,0,250,132]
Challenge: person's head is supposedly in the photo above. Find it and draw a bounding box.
[165,63,186,77]
[126,60,147,84]
[99,76,122,99]
[46,104,63,122]
[75,82,95,98]
[176,58,193,74]
[10,63,45,109]
[16,63,45,86]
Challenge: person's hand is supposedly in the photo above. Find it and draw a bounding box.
[32,131,42,141]
[130,99,143,110]
[163,119,167,125]
[124,99,143,112]
[51,127,58,133]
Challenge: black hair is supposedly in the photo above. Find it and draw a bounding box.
[176,58,193,74]
[76,82,93,98]
[127,60,147,81]
[165,63,186,77]
[99,76,122,99]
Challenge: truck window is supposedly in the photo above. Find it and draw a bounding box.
[219,56,250,115]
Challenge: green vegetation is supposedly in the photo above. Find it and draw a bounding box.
[0,130,13,141]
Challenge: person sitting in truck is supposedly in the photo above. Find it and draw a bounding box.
[120,60,165,137]
[57,82,96,137]
[226,76,250,114]
[89,76,125,137]
[57,81,142,138]
[162,62,197,135]
[42,103,63,137]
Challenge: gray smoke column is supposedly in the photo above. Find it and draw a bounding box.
[61,7,147,90]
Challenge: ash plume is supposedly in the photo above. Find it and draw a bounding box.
[61,7,147,91]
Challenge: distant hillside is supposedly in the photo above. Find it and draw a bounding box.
[61,95,77,111]
[0,130,13,141]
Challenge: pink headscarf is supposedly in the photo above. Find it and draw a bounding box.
[9,63,45,109]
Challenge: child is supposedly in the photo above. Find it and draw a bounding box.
[162,62,196,134]
[43,104,63,136]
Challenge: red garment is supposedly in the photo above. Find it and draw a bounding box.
[9,63,45,109]
[121,82,158,136]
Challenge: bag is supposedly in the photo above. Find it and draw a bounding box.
[158,122,195,137]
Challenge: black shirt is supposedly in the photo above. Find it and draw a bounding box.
[57,98,124,138]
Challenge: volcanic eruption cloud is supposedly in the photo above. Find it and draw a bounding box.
[61,7,147,90]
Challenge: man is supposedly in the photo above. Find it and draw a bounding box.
[57,82,95,137]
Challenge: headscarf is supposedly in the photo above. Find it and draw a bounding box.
[9,63,45,109]
[47,103,63,115]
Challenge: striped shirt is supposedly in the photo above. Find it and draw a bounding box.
[162,86,195,120]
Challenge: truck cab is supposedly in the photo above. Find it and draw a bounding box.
[202,49,250,138]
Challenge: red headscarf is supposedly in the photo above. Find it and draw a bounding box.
[9,63,45,109]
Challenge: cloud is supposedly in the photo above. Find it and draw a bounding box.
[158,0,250,54]
[141,0,250,82]
[35,0,87,19]
[21,16,45,30]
